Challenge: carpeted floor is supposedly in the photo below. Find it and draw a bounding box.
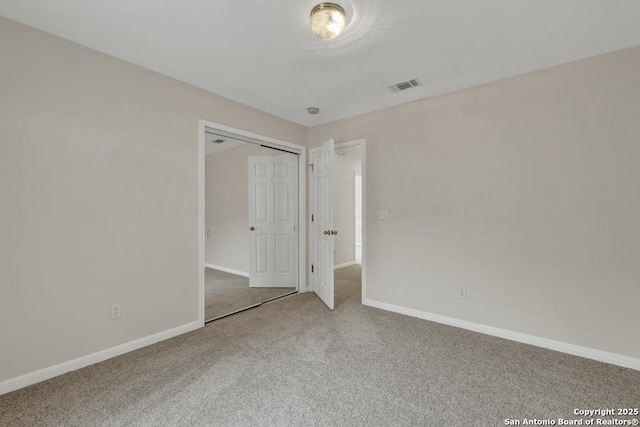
[205,268,295,321]
[1,265,639,426]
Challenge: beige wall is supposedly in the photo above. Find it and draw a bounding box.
[309,46,640,360]
[0,17,306,383]
[334,147,362,266]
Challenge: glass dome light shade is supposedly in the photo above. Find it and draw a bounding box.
[310,3,346,40]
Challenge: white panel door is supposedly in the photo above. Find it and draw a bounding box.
[310,139,334,309]
[248,153,298,288]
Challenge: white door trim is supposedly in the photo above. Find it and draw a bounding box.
[334,139,366,305]
[198,120,306,325]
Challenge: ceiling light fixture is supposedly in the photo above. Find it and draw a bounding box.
[310,3,346,40]
[307,107,320,115]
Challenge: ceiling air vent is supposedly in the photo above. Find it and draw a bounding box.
[388,78,422,93]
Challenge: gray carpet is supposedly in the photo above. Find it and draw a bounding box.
[205,268,295,321]
[1,265,639,426]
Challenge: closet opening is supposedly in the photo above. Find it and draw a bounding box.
[198,122,306,323]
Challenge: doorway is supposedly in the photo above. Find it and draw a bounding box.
[333,142,364,306]
[333,145,362,270]
[198,121,306,323]
[309,138,366,310]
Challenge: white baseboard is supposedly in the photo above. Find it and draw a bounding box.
[362,298,640,372]
[0,320,202,396]
[334,261,356,270]
[205,263,249,278]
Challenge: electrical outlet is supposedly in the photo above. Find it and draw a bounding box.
[458,287,466,299]
[378,210,389,220]
[111,303,122,319]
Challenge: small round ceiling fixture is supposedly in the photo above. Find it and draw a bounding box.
[310,3,346,40]
[307,107,320,115]
[336,150,345,156]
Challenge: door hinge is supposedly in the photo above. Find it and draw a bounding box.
[311,214,314,222]
[308,163,314,172]
[311,264,314,273]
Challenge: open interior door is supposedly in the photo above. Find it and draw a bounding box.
[310,139,334,309]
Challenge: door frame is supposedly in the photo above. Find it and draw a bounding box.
[334,139,366,305]
[198,120,306,325]
[309,139,367,306]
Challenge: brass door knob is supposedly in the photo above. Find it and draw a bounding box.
[324,230,330,235]
[332,230,339,235]
[249,226,256,231]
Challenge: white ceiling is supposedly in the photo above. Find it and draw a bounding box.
[2,1,640,127]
